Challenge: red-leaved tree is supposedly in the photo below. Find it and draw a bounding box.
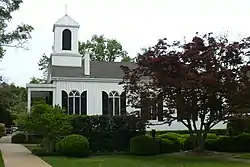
[120,33,250,151]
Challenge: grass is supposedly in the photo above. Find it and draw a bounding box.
[0,151,5,167]
[42,154,250,167]
[23,144,250,167]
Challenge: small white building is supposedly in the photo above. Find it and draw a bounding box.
[26,14,226,130]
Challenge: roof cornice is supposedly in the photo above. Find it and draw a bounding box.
[51,77,122,83]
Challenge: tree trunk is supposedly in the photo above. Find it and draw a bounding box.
[193,133,205,152]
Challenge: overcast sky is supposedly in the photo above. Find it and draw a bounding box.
[1,0,250,86]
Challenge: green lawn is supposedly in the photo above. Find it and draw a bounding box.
[42,154,250,167]
[0,151,5,167]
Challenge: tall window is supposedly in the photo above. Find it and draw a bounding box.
[62,29,71,50]
[140,92,164,121]
[61,90,87,115]
[102,91,126,116]
[69,90,80,115]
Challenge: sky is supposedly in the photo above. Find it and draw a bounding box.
[1,0,250,86]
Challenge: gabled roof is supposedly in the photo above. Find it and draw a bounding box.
[53,14,80,31]
[51,60,137,79]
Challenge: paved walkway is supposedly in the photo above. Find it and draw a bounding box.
[0,137,51,167]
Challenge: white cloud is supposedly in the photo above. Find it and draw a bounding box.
[2,0,250,86]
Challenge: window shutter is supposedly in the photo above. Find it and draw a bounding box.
[120,92,127,115]
[102,91,109,115]
[61,90,68,114]
[157,93,164,121]
[81,91,87,115]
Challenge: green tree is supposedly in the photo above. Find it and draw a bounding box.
[79,34,130,62]
[0,82,27,126]
[21,103,72,152]
[0,0,34,58]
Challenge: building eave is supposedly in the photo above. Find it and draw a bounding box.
[51,77,123,83]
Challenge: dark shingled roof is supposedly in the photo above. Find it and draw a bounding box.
[51,60,137,79]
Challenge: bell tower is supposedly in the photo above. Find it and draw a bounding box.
[51,10,82,67]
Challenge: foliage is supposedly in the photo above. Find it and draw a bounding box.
[0,83,26,126]
[204,133,250,152]
[0,124,4,137]
[11,133,26,143]
[71,115,146,152]
[31,147,61,156]
[153,129,227,136]
[21,103,72,152]
[120,32,250,151]
[183,135,199,151]
[227,117,250,136]
[156,138,179,153]
[130,135,160,156]
[158,132,181,151]
[59,134,89,157]
[79,34,132,62]
[0,0,34,58]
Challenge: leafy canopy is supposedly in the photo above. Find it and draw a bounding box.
[0,0,34,58]
[121,32,250,137]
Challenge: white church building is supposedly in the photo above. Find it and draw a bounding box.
[26,14,226,130]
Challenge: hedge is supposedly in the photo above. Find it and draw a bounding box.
[130,135,160,155]
[71,115,146,152]
[154,129,227,136]
[204,133,250,152]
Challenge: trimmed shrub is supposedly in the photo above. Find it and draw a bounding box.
[11,133,26,143]
[156,138,177,153]
[158,132,181,151]
[130,135,160,156]
[60,134,89,157]
[206,133,218,139]
[155,129,227,136]
[27,134,43,144]
[183,135,198,150]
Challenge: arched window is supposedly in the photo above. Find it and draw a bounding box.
[102,91,127,116]
[62,29,72,50]
[109,91,120,115]
[81,91,87,115]
[69,90,80,115]
[61,90,68,114]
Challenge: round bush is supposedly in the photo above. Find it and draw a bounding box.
[156,138,177,153]
[11,133,26,143]
[60,134,89,157]
[183,135,198,150]
[130,135,160,156]
[158,132,181,151]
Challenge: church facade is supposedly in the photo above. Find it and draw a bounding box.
[26,14,226,130]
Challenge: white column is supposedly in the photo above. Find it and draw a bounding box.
[52,90,56,107]
[27,90,31,113]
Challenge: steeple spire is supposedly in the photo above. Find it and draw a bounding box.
[65,4,68,15]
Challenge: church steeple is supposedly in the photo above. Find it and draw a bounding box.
[52,12,80,53]
[51,11,82,67]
